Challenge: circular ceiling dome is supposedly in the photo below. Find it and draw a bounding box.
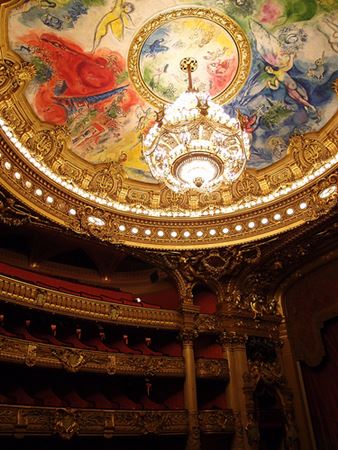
[0,1,337,249]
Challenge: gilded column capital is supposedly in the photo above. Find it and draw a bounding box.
[218,331,247,347]
[179,328,199,345]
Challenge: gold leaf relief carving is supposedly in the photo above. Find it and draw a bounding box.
[232,173,262,200]
[292,136,331,171]
[265,168,294,189]
[57,160,84,184]
[0,59,35,98]
[88,167,117,197]
[160,188,188,210]
[0,102,27,134]
[199,191,222,206]
[127,189,151,206]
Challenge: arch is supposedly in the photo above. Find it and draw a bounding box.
[192,283,217,314]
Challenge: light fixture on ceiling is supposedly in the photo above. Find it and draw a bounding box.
[143,57,251,193]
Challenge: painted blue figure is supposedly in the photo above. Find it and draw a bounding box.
[145,38,169,56]
[41,13,63,30]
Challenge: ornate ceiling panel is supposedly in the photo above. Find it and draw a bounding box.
[0,0,337,248]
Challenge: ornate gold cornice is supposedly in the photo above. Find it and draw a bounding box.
[1,121,337,249]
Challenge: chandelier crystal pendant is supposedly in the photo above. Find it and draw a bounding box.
[143,57,251,193]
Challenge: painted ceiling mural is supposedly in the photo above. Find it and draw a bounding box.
[8,0,338,184]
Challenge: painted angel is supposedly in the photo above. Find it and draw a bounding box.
[92,0,134,51]
[250,20,317,114]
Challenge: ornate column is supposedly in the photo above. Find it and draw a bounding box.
[219,331,249,450]
[180,304,200,450]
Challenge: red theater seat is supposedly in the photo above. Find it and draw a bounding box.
[85,392,119,409]
[85,336,117,352]
[61,334,95,350]
[109,340,142,354]
[9,387,39,406]
[62,391,94,409]
[110,393,142,410]
[132,342,162,356]
[140,395,165,410]
[164,391,184,410]
[34,388,67,407]
[0,325,18,338]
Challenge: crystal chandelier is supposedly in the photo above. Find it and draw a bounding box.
[143,58,251,193]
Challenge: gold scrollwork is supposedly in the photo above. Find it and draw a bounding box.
[0,58,35,98]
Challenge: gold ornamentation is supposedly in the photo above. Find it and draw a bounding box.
[232,173,262,200]
[54,409,79,439]
[0,59,35,98]
[292,135,332,171]
[247,292,278,318]
[106,355,117,375]
[56,159,84,184]
[128,8,251,108]
[0,188,43,226]
[307,173,338,221]
[160,187,188,210]
[0,405,188,436]
[198,410,235,433]
[0,272,180,328]
[196,358,229,379]
[265,167,294,189]
[88,159,125,197]
[28,127,69,164]
[74,206,120,242]
[219,331,247,346]
[25,344,37,367]
[0,100,28,135]
[179,328,199,344]
[243,361,284,386]
[52,349,86,373]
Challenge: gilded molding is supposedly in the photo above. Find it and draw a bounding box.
[0,274,181,329]
[243,361,285,387]
[0,405,236,437]
[198,410,235,433]
[0,335,230,379]
[1,123,337,249]
[195,358,229,380]
[0,406,189,437]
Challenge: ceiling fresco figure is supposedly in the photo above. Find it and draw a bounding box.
[250,20,318,115]
[92,0,135,51]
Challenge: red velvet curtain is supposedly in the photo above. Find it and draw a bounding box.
[301,317,338,450]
